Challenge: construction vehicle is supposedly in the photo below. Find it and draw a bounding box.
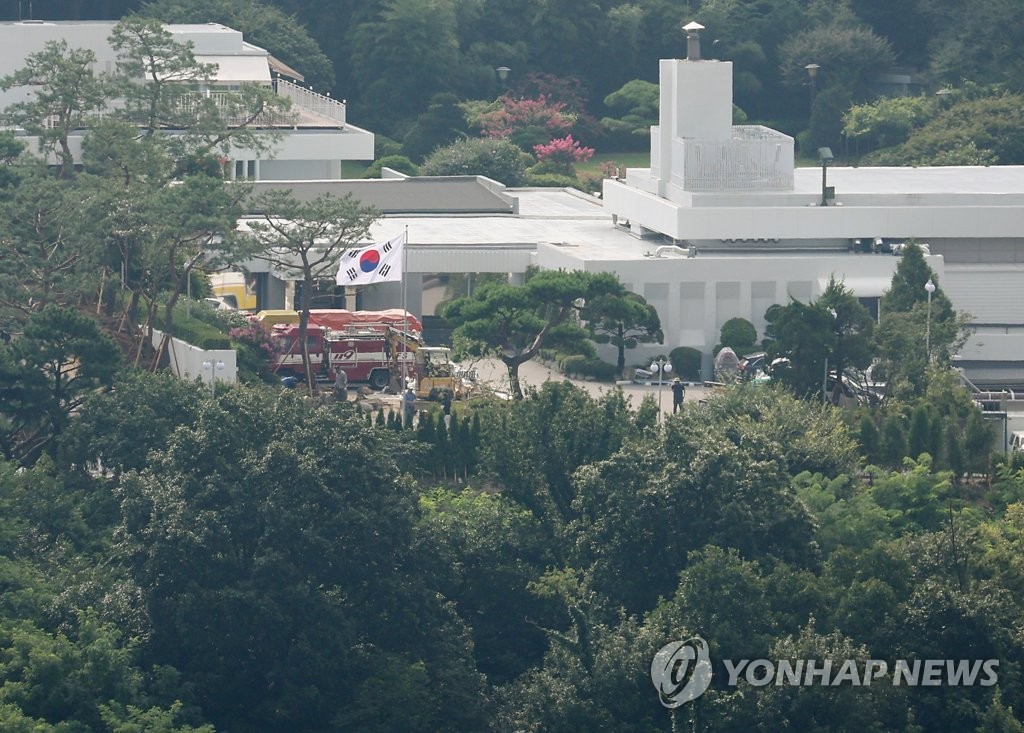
[255,308,422,333]
[386,328,464,399]
[210,271,258,310]
[269,321,464,398]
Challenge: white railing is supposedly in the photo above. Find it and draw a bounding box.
[36,79,346,131]
[184,90,298,127]
[273,77,346,125]
[679,126,794,192]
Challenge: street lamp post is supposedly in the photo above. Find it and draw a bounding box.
[925,279,936,361]
[804,63,820,114]
[495,66,510,96]
[650,356,673,420]
[818,147,834,206]
[202,359,225,397]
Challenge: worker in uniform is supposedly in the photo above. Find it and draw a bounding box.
[334,369,348,402]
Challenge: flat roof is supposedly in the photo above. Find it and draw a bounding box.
[792,165,1024,196]
[248,177,519,215]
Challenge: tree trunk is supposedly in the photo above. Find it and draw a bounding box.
[299,268,316,394]
[502,355,525,400]
[616,326,626,377]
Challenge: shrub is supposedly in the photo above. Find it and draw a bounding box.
[669,346,703,381]
[363,155,419,179]
[575,358,617,381]
[155,300,231,349]
[718,317,758,355]
[230,321,283,383]
[559,354,587,374]
[559,355,616,381]
[477,95,574,150]
[421,137,531,186]
[402,92,469,162]
[523,171,578,188]
[374,134,402,160]
[532,135,594,175]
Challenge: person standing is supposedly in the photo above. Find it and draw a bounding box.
[441,390,453,429]
[671,377,686,413]
[402,387,417,427]
[333,369,348,402]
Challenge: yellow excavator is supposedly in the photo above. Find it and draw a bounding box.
[385,328,466,399]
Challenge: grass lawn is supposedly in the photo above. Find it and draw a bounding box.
[577,151,650,177]
[340,160,371,178]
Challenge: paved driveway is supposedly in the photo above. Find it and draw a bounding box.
[465,357,711,417]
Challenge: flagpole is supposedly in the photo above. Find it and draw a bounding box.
[401,226,409,389]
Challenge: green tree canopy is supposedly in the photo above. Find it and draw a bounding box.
[0,40,110,178]
[115,389,487,731]
[442,270,624,398]
[0,306,120,462]
[420,136,531,185]
[582,290,662,377]
[718,316,758,356]
[875,243,965,398]
[240,189,378,390]
[401,92,470,163]
[765,277,874,402]
[142,0,336,90]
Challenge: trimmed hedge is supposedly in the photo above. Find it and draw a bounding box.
[523,171,579,188]
[154,300,231,350]
[559,354,616,381]
[669,346,703,381]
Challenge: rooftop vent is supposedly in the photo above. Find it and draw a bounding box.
[683,21,705,60]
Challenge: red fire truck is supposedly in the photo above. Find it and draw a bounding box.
[270,322,460,396]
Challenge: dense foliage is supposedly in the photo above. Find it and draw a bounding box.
[14,0,1021,173]
[0,3,1021,731]
[0,368,1018,730]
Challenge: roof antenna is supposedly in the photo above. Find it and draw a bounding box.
[683,21,704,60]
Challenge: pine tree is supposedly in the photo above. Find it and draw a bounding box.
[434,411,449,479]
[908,404,931,460]
[881,414,907,466]
[963,409,993,476]
[945,424,965,483]
[469,412,482,474]
[858,414,880,465]
[449,413,466,480]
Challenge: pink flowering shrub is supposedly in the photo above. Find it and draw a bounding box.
[532,135,595,174]
[230,321,283,380]
[478,95,574,149]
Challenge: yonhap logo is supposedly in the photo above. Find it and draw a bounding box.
[651,634,999,708]
[650,637,713,708]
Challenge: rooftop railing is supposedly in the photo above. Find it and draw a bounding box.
[273,77,346,126]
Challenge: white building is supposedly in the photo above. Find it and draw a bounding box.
[0,20,374,179]
[18,20,1013,385]
[236,24,1022,384]
[579,27,1024,383]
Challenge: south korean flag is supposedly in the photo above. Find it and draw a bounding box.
[337,231,406,286]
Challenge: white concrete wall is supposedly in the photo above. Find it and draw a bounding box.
[259,159,342,180]
[604,179,1024,242]
[537,244,933,374]
[231,127,374,169]
[151,328,237,387]
[662,59,733,142]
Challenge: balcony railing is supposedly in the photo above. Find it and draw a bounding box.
[40,78,348,131]
[182,89,298,128]
[273,77,346,126]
